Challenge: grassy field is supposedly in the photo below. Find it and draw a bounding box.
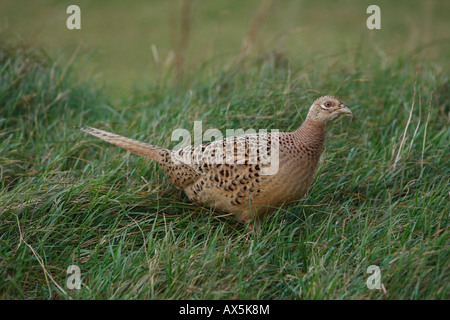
[0,1,449,300]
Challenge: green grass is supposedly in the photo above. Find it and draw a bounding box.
[0,1,449,300]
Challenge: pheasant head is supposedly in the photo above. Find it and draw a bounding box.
[306,96,352,125]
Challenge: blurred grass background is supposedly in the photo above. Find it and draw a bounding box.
[1,0,448,95]
[0,0,448,300]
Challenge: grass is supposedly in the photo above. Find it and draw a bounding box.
[0,1,449,300]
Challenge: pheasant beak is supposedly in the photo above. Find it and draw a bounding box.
[337,104,352,116]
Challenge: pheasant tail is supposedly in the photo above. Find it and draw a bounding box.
[78,126,169,163]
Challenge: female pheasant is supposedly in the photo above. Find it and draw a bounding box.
[79,96,352,229]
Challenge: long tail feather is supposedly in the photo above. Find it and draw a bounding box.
[78,126,168,163]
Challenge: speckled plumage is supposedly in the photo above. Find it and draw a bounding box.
[79,96,352,229]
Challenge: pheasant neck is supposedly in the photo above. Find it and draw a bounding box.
[293,117,326,153]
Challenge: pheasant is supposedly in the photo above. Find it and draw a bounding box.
[79,96,352,229]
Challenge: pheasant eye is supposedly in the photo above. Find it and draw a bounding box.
[320,102,331,110]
